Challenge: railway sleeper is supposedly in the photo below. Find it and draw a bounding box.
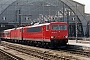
[1,42,80,60]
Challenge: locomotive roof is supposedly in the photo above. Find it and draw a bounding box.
[24,22,67,28]
[4,22,67,31]
[24,23,50,28]
[4,27,23,31]
[16,27,23,29]
[4,28,15,31]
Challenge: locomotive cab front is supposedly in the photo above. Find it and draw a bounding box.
[50,22,68,45]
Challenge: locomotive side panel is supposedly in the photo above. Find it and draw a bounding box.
[23,26,44,41]
[10,28,22,40]
[43,25,50,42]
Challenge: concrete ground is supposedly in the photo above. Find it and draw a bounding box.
[68,40,90,47]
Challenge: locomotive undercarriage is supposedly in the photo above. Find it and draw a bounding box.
[2,38,68,48]
[50,40,68,48]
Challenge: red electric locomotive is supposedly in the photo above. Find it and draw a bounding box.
[2,22,68,47]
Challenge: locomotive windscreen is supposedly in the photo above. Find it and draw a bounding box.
[52,24,66,30]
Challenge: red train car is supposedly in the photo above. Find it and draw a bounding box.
[3,29,13,39]
[2,22,68,47]
[23,22,68,46]
[10,27,23,40]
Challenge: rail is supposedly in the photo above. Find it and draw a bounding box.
[0,49,23,60]
[1,41,79,60]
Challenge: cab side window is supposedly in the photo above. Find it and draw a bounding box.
[46,25,49,30]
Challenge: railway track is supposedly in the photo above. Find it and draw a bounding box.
[0,41,80,60]
[65,46,90,57]
[0,48,23,60]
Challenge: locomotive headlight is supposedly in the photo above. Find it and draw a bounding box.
[51,36,55,38]
[65,36,68,38]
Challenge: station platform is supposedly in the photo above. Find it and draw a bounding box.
[68,40,90,47]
